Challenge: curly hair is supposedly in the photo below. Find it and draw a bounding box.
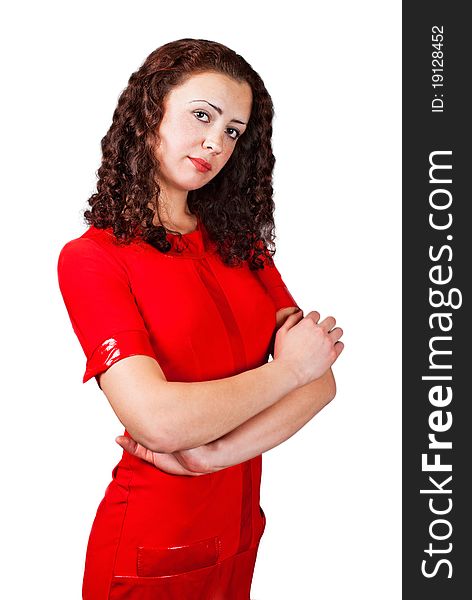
[83,38,279,269]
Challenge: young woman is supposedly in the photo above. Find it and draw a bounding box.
[57,38,344,600]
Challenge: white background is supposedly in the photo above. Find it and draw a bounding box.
[1,1,401,598]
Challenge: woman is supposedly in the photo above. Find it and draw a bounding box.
[57,38,344,600]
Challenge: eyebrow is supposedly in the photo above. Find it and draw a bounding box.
[189,100,247,125]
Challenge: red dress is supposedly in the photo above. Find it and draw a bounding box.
[57,216,299,599]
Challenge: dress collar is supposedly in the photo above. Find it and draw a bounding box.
[163,215,210,259]
[95,216,214,259]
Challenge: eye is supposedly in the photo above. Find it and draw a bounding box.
[193,110,241,141]
[193,110,210,122]
[226,127,241,141]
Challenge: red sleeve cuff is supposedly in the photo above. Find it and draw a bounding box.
[83,329,156,385]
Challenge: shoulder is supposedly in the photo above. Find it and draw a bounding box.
[57,226,129,280]
[59,225,116,255]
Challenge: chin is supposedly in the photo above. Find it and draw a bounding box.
[185,176,214,191]
[188,183,210,192]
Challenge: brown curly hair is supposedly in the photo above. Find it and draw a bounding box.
[83,38,279,269]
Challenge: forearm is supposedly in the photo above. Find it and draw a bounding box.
[154,359,300,453]
[175,368,336,472]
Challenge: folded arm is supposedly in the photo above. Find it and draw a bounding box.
[173,366,336,473]
[118,366,336,475]
[117,307,337,475]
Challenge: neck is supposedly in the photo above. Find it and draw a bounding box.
[150,188,196,230]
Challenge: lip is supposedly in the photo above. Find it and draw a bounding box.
[189,157,212,172]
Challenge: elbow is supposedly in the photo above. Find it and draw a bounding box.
[148,440,178,455]
[128,421,182,454]
[145,422,198,455]
[135,392,186,454]
[144,431,182,454]
[100,363,186,453]
[124,429,170,454]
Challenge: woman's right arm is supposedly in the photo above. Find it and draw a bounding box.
[98,309,341,454]
[58,238,340,455]
[98,353,298,453]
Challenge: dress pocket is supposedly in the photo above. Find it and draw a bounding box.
[137,535,220,577]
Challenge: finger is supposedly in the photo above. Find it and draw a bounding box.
[328,327,343,343]
[115,436,146,460]
[318,316,336,332]
[333,341,344,359]
[305,311,320,324]
[115,435,136,451]
[280,309,304,330]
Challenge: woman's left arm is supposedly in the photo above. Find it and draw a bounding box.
[174,306,337,472]
[116,307,338,474]
[175,367,335,473]
[117,365,336,475]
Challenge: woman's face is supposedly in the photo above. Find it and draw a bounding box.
[153,71,253,196]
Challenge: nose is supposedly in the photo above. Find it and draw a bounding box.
[202,128,224,154]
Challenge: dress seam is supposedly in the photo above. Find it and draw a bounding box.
[194,257,247,371]
[106,466,136,599]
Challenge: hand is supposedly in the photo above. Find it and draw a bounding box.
[274,310,344,386]
[115,435,209,477]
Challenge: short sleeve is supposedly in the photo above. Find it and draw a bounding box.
[57,237,157,386]
[254,255,300,312]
